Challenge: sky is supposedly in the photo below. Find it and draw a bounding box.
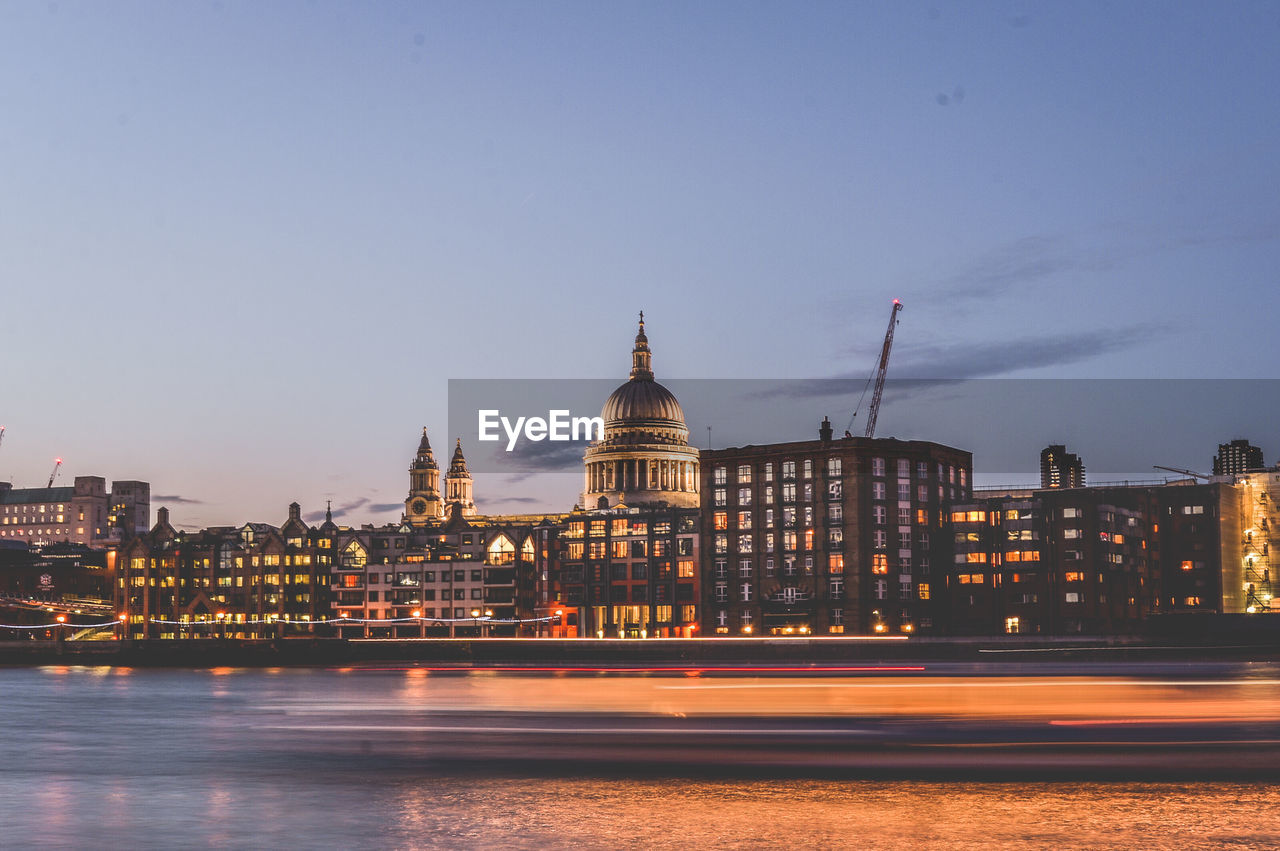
[1,1,1278,529]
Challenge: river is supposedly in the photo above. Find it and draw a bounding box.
[2,665,1277,849]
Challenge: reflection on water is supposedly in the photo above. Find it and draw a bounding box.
[1,666,1277,849]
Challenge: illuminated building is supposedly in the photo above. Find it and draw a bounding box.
[536,316,703,637]
[330,512,556,638]
[949,480,1238,634]
[114,504,333,639]
[403,428,445,524]
[1232,469,1277,614]
[700,419,972,636]
[0,542,111,610]
[581,314,700,510]
[0,476,149,546]
[1213,439,1264,476]
[1040,445,1085,489]
[536,504,701,638]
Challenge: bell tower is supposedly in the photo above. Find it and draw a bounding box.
[444,439,477,517]
[404,428,444,525]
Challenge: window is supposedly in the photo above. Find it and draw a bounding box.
[828,458,842,477]
[740,583,753,602]
[782,461,796,480]
[1063,507,1080,519]
[897,505,911,525]
[782,483,796,503]
[916,461,928,479]
[897,482,911,501]
[872,482,886,500]
[1065,592,1081,603]
[737,464,752,483]
[872,457,886,476]
[739,559,752,578]
[713,466,727,485]
[1063,528,1081,539]
[873,530,887,550]
[803,459,813,479]
[897,458,910,478]
[828,554,844,572]
[738,535,753,554]
[872,553,888,574]
[829,577,844,599]
[713,512,729,531]
[714,488,727,507]
[763,463,773,482]
[873,505,886,524]
[738,488,752,505]
[918,583,930,600]
[828,503,843,522]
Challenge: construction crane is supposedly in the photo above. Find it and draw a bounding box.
[48,458,62,488]
[846,299,903,439]
[1153,465,1210,481]
[0,426,5,452]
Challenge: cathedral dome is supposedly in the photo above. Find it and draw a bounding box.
[602,378,685,427]
[582,313,699,510]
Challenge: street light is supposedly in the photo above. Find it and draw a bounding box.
[412,609,423,639]
[118,613,127,642]
[215,611,227,640]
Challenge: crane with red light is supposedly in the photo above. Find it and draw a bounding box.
[845,299,903,439]
[48,458,62,488]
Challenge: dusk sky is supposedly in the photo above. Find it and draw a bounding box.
[2,1,1278,529]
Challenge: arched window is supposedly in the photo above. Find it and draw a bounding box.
[342,541,367,567]
[487,534,515,565]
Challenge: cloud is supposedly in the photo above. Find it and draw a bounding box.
[153,494,204,505]
[481,496,540,505]
[938,235,1073,300]
[760,325,1162,402]
[893,324,1165,380]
[490,440,586,482]
[303,498,406,523]
[302,497,368,524]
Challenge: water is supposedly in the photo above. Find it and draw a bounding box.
[2,666,1277,849]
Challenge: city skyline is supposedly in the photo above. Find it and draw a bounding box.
[2,2,1279,527]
